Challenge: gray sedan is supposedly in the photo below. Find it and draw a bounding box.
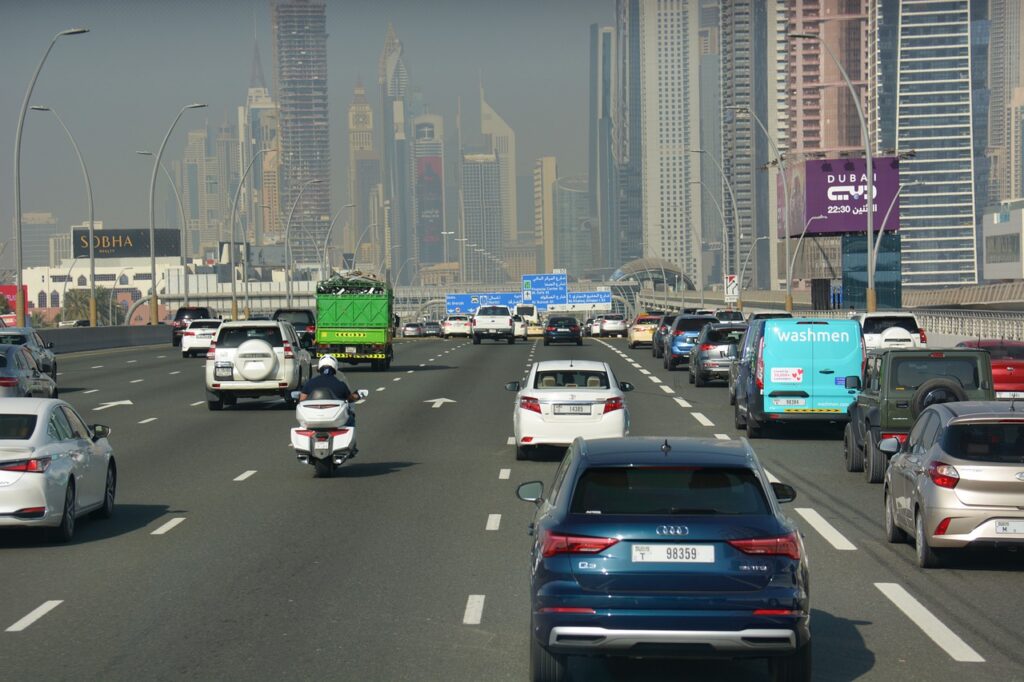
[0,344,57,398]
[0,327,56,380]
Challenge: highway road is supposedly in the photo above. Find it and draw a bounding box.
[1,336,1022,681]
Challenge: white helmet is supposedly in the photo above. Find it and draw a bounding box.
[317,355,339,373]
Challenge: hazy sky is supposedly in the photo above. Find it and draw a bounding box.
[0,0,613,266]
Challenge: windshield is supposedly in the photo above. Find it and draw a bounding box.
[943,424,1024,463]
[274,311,314,326]
[549,317,579,326]
[0,414,36,440]
[633,317,659,326]
[705,327,745,345]
[862,316,920,334]
[446,316,468,322]
[175,307,211,320]
[985,345,1024,361]
[477,306,509,316]
[188,321,221,329]
[891,357,981,391]
[217,327,284,349]
[715,311,743,321]
[570,467,769,515]
[675,317,715,333]
[534,370,609,389]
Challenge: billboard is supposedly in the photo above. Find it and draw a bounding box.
[780,157,900,237]
[416,157,445,264]
[73,229,181,258]
[0,285,28,312]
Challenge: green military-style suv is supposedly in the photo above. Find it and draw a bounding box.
[843,348,995,483]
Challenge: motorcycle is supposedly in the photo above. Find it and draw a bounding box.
[290,388,369,477]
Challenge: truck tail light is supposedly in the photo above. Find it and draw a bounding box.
[928,462,959,489]
[519,396,541,414]
[919,328,928,344]
[603,397,624,413]
[540,530,619,557]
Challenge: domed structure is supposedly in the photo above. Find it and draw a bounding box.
[610,258,695,291]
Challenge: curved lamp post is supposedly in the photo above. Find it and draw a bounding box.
[687,148,742,305]
[284,178,325,307]
[148,103,207,324]
[32,105,96,326]
[788,215,827,293]
[13,27,89,327]
[321,203,355,274]
[352,222,378,270]
[737,236,769,310]
[227,147,276,319]
[136,151,189,309]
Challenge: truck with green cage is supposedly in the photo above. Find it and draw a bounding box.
[313,273,394,371]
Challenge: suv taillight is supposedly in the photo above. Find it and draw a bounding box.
[700,343,715,351]
[207,341,216,360]
[880,432,908,445]
[519,396,541,414]
[929,462,959,489]
[919,328,928,344]
[540,530,619,557]
[728,532,801,560]
[755,337,765,391]
[283,341,295,359]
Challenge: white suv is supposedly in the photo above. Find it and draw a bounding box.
[599,314,628,338]
[852,312,927,350]
[204,321,312,410]
[442,314,471,338]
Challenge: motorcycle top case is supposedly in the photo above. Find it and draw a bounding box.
[296,401,349,428]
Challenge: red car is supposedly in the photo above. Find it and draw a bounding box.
[957,339,1024,399]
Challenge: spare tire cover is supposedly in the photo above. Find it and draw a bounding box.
[235,339,278,381]
[879,326,914,346]
[911,377,967,418]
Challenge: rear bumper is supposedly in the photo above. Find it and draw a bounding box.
[474,329,513,338]
[546,625,798,654]
[517,415,628,447]
[922,507,1024,549]
[544,333,581,343]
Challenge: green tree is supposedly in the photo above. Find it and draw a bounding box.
[29,311,49,328]
[61,287,126,326]
[0,295,9,314]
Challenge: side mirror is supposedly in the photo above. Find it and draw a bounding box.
[771,482,797,504]
[517,480,544,504]
[505,381,521,392]
[46,342,54,349]
[878,437,902,457]
[619,381,635,392]
[844,376,862,390]
[91,424,111,441]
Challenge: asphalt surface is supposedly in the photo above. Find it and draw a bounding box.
[1,335,1022,681]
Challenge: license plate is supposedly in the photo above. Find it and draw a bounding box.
[554,404,591,415]
[632,544,715,563]
[995,520,1024,534]
[314,441,329,451]
[215,367,233,379]
[773,398,806,406]
[198,334,212,339]
[346,346,357,354]
[997,392,1024,399]
[557,328,569,332]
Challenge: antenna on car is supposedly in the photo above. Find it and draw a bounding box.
[661,439,671,455]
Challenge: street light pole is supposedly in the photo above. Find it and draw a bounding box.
[352,222,378,270]
[13,27,89,327]
[284,178,325,307]
[148,103,206,324]
[32,105,96,326]
[322,203,355,275]
[692,181,731,308]
[737,236,769,309]
[227,147,275,319]
[788,215,827,292]
[687,148,742,303]
[137,151,189,308]
[790,33,874,311]
[869,181,918,294]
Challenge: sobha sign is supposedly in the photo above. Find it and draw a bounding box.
[73,229,181,258]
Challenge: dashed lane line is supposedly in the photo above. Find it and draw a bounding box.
[138,418,158,425]
[190,401,204,407]
[169,371,181,375]
[91,365,103,369]
[130,379,144,384]
[393,377,402,382]
[875,583,985,663]
[499,469,511,480]
[407,370,414,374]
[84,389,99,395]
[376,387,386,392]
[691,412,714,427]
[794,508,857,551]
[126,360,137,364]
[151,518,186,535]
[157,355,166,359]
[463,595,485,625]
[6,601,63,632]
[763,469,780,484]
[673,397,692,408]
[639,369,651,375]
[648,376,663,384]
[234,470,257,482]
[486,514,502,531]
[714,434,731,440]
[420,364,426,368]
[659,385,674,394]
[507,437,516,446]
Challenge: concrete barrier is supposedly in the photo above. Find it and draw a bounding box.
[36,325,172,355]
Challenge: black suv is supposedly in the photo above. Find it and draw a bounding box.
[271,308,316,345]
[171,306,218,347]
[543,316,583,346]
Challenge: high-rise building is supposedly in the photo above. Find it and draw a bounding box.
[589,24,619,272]
[346,80,381,258]
[378,23,414,282]
[412,114,446,265]
[182,128,217,257]
[615,0,644,263]
[481,87,518,244]
[638,0,702,286]
[697,0,724,285]
[271,0,331,265]
[533,156,558,273]
[554,176,595,279]
[19,213,60,268]
[262,151,281,243]
[894,0,979,285]
[987,1,1024,204]
[238,39,278,247]
[867,0,900,154]
[214,119,240,244]
[461,153,503,284]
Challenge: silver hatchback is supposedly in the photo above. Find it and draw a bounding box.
[0,344,57,399]
[689,323,746,387]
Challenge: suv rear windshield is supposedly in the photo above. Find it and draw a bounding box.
[477,306,510,316]
[446,316,469,322]
[633,317,659,326]
[891,356,981,391]
[603,314,624,321]
[659,316,676,327]
[943,423,1024,463]
[548,317,578,326]
[570,466,769,515]
[175,307,212,320]
[534,370,609,389]
[217,327,284,349]
[273,311,315,326]
[675,317,716,333]
[188,320,221,329]
[863,316,920,334]
[0,414,36,439]
[985,345,1024,361]
[715,311,744,321]
[705,327,745,345]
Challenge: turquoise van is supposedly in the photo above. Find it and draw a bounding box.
[735,318,863,437]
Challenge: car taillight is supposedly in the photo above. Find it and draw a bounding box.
[519,396,542,414]
[880,432,908,444]
[306,325,316,333]
[673,329,685,336]
[0,457,51,473]
[329,429,350,437]
[508,319,514,327]
[469,318,476,327]
[570,326,579,332]
[296,429,315,437]
[183,331,195,337]
[919,328,928,344]
[540,530,619,557]
[700,343,715,351]
[603,397,624,413]
[0,377,18,387]
[728,531,801,560]
[755,337,765,391]
[283,341,294,359]
[929,462,959,489]
[934,517,952,535]
[546,326,556,332]
[207,342,216,360]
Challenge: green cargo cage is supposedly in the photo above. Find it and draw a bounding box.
[316,294,392,329]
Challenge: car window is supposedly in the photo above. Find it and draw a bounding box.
[706,328,745,344]
[674,317,715,332]
[660,316,676,327]
[48,409,74,441]
[603,314,624,321]
[188,320,221,329]
[0,333,27,345]
[985,345,1024,361]
[0,414,36,439]
[447,316,468,322]
[549,317,578,326]
[942,423,1024,463]
[61,406,91,440]
[890,357,980,391]
[175,307,211,320]
[274,311,315,326]
[863,358,874,392]
[534,370,610,389]
[33,333,46,347]
[20,348,39,370]
[477,306,509,316]
[549,447,574,506]
[633,317,659,326]
[907,413,933,454]
[216,327,284,349]
[569,466,770,515]
[920,414,941,450]
[862,316,920,334]
[870,357,881,391]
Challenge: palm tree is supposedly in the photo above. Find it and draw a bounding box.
[61,287,125,326]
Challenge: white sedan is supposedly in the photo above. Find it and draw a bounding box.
[506,360,633,460]
[0,398,116,542]
[181,318,222,358]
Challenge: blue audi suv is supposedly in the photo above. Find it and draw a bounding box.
[517,436,810,681]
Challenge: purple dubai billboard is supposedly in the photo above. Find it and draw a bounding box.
[779,157,900,237]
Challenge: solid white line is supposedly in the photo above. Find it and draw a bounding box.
[673,397,692,409]
[376,387,386,392]
[648,376,662,384]
[875,583,985,662]
[91,365,103,369]
[691,412,714,427]
[714,433,731,440]
[151,517,185,535]
[499,468,511,480]
[507,437,516,446]
[463,595,485,625]
[130,379,144,384]
[190,401,204,406]
[486,514,502,531]
[84,389,99,394]
[639,369,651,375]
[763,469,780,484]
[794,508,857,551]
[234,470,257,482]
[138,418,157,425]
[659,385,674,394]
[169,371,181,375]
[6,600,63,632]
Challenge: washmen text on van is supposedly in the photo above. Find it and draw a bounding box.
[772,328,851,343]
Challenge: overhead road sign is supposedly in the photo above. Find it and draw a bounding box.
[446,292,521,314]
[521,273,568,310]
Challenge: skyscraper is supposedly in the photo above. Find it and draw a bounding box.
[697,0,724,284]
[271,0,330,265]
[182,128,216,256]
[461,153,503,284]
[378,23,414,282]
[238,38,278,247]
[214,118,240,244]
[554,176,595,279]
[615,0,644,263]
[412,114,446,265]
[481,87,518,244]
[987,0,1024,204]
[347,80,380,261]
[589,24,618,272]
[533,156,558,273]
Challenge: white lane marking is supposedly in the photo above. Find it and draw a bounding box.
[419,364,426,368]
[648,376,662,384]
[130,379,144,384]
[499,468,511,480]
[763,469,781,484]
[157,355,166,359]
[507,437,516,446]
[639,369,651,375]
[407,370,414,374]
[91,365,103,369]
[794,508,857,551]
[429,358,435,362]
[84,389,99,394]
[151,517,186,535]
[674,397,692,408]
[393,377,402,382]
[169,371,181,375]
[486,514,502,531]
[659,385,674,394]
[138,418,158,425]
[376,387,386,392]
[190,401,204,407]
[56,372,63,377]
[630,363,642,368]
[6,600,63,632]
[875,583,985,662]
[463,595,486,625]
[714,434,731,440]
[234,470,257,482]
[126,360,137,364]
[691,412,714,427]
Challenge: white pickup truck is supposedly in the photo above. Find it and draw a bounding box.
[471,305,516,344]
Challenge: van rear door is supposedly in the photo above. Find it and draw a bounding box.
[807,320,862,413]
[762,320,812,415]
[762,319,861,416]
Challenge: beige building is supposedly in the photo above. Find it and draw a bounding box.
[533,156,557,273]
[347,80,380,256]
[987,0,1024,204]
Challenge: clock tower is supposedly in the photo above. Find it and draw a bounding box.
[346,79,381,262]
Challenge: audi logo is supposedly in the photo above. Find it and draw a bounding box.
[656,525,688,536]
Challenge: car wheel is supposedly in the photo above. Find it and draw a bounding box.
[864,434,886,484]
[472,335,481,345]
[530,630,567,682]
[695,371,706,388]
[746,413,762,438]
[50,482,76,543]
[516,446,529,461]
[508,337,516,345]
[576,339,582,346]
[769,640,812,682]
[884,488,908,544]
[543,339,550,346]
[96,462,116,519]
[728,386,736,406]
[628,341,635,349]
[172,337,180,347]
[313,458,334,478]
[843,423,863,472]
[51,363,57,382]
[915,510,944,569]
[207,394,224,411]
[734,401,747,429]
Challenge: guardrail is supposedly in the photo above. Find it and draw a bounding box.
[36,325,171,355]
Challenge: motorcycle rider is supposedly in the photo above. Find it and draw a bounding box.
[299,356,363,405]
